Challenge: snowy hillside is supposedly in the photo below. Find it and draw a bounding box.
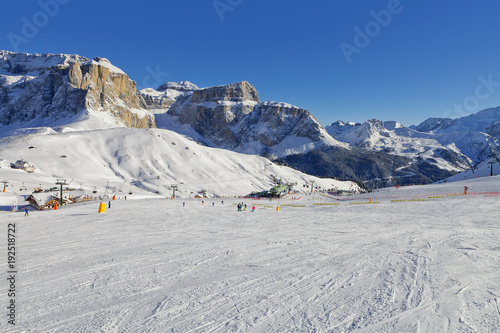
[439,155,500,183]
[0,126,359,200]
[1,176,499,331]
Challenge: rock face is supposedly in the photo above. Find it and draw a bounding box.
[0,51,154,128]
[141,81,342,157]
[139,81,199,111]
[168,82,259,148]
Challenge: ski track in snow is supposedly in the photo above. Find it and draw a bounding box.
[1,178,500,332]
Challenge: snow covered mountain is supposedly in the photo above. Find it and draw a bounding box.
[0,50,155,134]
[325,118,499,171]
[414,107,500,135]
[140,81,345,158]
[2,50,500,190]
[0,126,360,198]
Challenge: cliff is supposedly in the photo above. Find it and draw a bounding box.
[0,51,154,128]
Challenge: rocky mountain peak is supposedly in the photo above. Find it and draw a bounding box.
[191,81,259,103]
[0,51,154,129]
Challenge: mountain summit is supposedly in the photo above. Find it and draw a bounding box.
[140,80,344,158]
[0,51,155,130]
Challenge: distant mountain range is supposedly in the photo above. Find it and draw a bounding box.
[1,50,499,189]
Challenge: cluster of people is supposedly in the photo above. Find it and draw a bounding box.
[237,203,256,212]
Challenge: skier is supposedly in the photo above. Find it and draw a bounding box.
[183,202,185,207]
[24,208,29,216]
[251,205,255,212]
[244,204,247,211]
[212,202,215,207]
[108,201,111,208]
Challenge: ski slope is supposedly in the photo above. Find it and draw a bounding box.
[0,126,359,199]
[440,157,500,183]
[1,176,499,332]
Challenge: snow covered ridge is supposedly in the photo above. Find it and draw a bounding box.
[414,106,500,134]
[0,50,125,75]
[325,116,500,171]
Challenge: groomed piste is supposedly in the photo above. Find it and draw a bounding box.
[1,175,499,332]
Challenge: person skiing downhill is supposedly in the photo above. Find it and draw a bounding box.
[24,208,29,216]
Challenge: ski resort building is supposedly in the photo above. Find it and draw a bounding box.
[12,159,35,173]
[26,190,92,210]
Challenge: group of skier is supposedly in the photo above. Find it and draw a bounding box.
[237,203,256,212]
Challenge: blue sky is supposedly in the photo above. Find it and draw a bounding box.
[1,0,500,127]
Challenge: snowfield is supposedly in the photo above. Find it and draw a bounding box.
[0,125,359,199]
[1,176,499,332]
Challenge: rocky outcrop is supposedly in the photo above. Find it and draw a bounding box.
[0,51,155,128]
[191,81,259,103]
[142,81,342,157]
[167,81,260,148]
[139,81,198,111]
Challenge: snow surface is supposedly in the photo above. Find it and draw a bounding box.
[1,176,499,332]
[85,58,126,75]
[439,157,500,183]
[0,126,358,199]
